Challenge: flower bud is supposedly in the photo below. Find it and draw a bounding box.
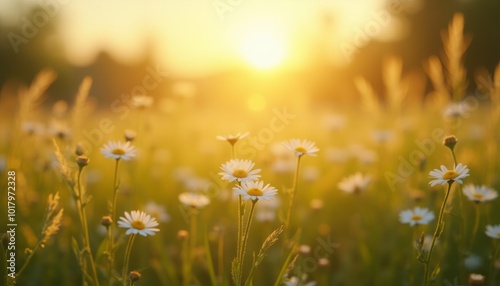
[178,230,189,240]
[76,156,90,168]
[101,216,113,228]
[443,135,458,150]
[129,270,142,282]
[124,129,137,142]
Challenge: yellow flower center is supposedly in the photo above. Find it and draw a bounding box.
[131,220,146,230]
[294,146,307,153]
[112,148,126,155]
[411,215,422,221]
[247,188,263,196]
[227,138,238,145]
[232,169,248,178]
[497,231,500,237]
[442,170,459,180]
[473,193,484,200]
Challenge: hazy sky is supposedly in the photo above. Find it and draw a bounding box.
[2,0,423,76]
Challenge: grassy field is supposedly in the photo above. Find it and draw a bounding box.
[1,13,499,286]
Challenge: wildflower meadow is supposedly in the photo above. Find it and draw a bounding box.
[1,5,500,286]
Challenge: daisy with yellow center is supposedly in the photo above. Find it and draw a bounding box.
[233,180,278,201]
[462,184,498,203]
[399,207,435,227]
[118,210,160,236]
[101,141,137,160]
[485,224,500,239]
[219,159,261,183]
[283,139,319,157]
[428,163,469,187]
[216,132,249,145]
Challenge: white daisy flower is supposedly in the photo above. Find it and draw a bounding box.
[100,141,137,161]
[21,121,45,136]
[216,132,249,145]
[179,192,210,208]
[270,159,296,174]
[485,224,500,239]
[130,95,154,109]
[255,198,280,222]
[302,166,320,182]
[399,207,435,227]
[184,176,211,192]
[219,159,261,183]
[144,201,170,223]
[48,120,71,139]
[468,273,485,285]
[325,147,350,163]
[233,180,278,201]
[429,163,470,187]
[462,184,498,203]
[372,129,395,143]
[338,173,371,194]
[118,210,160,236]
[283,139,319,157]
[415,234,435,252]
[464,253,484,270]
[322,114,346,132]
[284,276,317,286]
[443,102,469,119]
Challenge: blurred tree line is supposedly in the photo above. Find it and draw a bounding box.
[0,0,499,107]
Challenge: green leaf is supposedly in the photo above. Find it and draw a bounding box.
[71,237,80,261]
[231,258,240,286]
[203,230,218,286]
[95,237,109,263]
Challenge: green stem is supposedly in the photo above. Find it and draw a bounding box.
[490,240,500,286]
[3,249,6,286]
[181,233,190,286]
[217,231,224,284]
[77,167,100,286]
[108,159,121,284]
[231,144,236,160]
[284,156,301,241]
[272,243,297,286]
[122,234,136,286]
[12,240,43,284]
[424,182,452,286]
[235,185,243,285]
[183,208,197,286]
[189,208,197,266]
[450,149,466,279]
[469,203,481,250]
[238,200,257,286]
[243,263,257,286]
[111,159,121,229]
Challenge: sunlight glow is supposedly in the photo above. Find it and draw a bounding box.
[240,29,286,70]
[247,94,267,112]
